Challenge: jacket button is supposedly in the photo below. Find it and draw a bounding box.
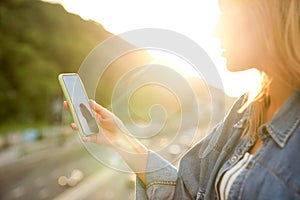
[231,155,237,162]
[246,162,253,169]
[237,148,243,155]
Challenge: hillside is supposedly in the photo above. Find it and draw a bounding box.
[0,0,112,127]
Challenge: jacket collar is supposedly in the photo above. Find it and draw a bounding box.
[262,89,300,148]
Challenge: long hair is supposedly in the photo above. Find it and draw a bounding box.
[237,0,300,137]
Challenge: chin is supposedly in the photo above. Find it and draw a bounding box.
[225,63,245,72]
[225,58,254,72]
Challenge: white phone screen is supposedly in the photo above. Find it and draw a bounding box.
[61,74,99,135]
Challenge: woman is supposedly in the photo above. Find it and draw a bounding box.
[65,0,300,199]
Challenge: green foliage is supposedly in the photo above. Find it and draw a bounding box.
[0,0,111,130]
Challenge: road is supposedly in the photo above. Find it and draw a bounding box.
[0,137,135,200]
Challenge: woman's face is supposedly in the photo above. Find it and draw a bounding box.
[215,1,267,72]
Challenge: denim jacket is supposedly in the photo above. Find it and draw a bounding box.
[135,90,300,200]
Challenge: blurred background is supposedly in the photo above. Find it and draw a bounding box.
[0,0,239,199]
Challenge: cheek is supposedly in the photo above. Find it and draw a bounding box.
[218,8,265,71]
[223,29,265,71]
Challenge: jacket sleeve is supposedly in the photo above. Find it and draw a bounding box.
[134,119,226,200]
[135,147,206,200]
[135,150,178,200]
[134,122,231,199]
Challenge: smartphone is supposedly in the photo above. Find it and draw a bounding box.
[58,73,99,136]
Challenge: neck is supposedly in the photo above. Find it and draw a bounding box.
[265,78,295,121]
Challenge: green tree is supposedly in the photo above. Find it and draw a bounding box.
[0,0,111,129]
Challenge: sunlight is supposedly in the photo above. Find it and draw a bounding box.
[44,0,261,97]
[147,50,199,78]
[148,49,261,97]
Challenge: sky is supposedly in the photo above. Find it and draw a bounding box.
[44,0,260,97]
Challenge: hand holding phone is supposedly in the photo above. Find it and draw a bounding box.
[58,73,99,136]
[59,74,149,181]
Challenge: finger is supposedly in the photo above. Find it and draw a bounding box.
[82,134,102,144]
[63,101,70,111]
[89,100,112,119]
[71,123,78,130]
